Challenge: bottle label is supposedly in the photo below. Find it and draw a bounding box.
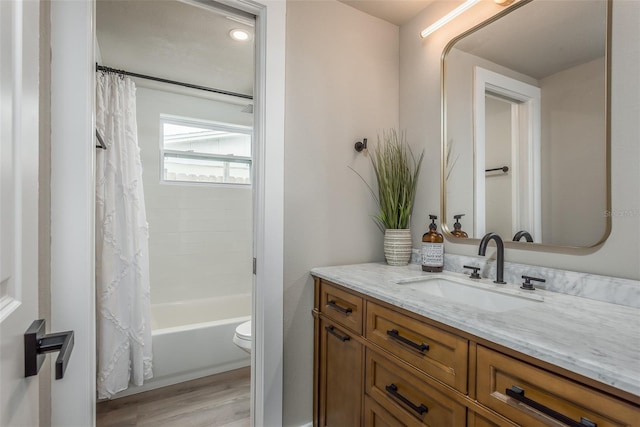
[422,242,444,267]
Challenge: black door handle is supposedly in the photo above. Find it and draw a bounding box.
[25,319,74,380]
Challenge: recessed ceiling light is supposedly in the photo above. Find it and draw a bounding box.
[229,29,251,42]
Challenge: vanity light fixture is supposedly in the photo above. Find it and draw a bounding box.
[229,29,251,42]
[420,0,481,38]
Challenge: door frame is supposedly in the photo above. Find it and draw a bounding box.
[473,66,541,241]
[49,0,285,425]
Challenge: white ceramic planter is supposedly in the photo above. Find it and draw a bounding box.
[383,229,412,266]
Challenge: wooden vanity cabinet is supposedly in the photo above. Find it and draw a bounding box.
[312,277,640,427]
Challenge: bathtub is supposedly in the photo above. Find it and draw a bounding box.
[112,293,251,398]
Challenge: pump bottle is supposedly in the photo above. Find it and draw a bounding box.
[451,214,468,238]
[422,215,444,272]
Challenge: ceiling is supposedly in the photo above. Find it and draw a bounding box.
[96,0,255,98]
[453,0,606,79]
[97,0,607,102]
[338,0,434,26]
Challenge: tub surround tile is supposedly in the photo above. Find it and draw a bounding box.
[410,249,640,308]
[137,87,252,306]
[310,262,640,398]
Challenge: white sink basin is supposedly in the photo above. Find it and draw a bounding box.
[396,275,543,313]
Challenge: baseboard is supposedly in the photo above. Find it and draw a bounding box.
[299,423,313,427]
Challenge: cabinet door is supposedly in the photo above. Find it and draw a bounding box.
[318,318,363,427]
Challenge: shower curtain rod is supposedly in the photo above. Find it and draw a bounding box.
[96,64,253,100]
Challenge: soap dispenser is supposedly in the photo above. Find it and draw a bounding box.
[422,215,444,272]
[451,214,468,238]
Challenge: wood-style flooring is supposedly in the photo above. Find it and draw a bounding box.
[96,367,250,427]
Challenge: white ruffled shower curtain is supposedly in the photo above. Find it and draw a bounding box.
[95,72,153,398]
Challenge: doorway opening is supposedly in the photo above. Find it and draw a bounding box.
[49,0,284,423]
[473,66,542,242]
[95,0,255,423]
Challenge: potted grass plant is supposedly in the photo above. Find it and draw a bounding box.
[354,129,424,266]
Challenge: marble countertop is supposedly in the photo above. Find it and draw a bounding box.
[311,262,640,398]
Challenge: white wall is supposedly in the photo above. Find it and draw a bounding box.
[401,0,640,280]
[135,86,253,305]
[541,57,606,246]
[283,1,399,425]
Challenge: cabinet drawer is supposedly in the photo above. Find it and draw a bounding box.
[365,348,467,427]
[467,411,515,427]
[366,302,468,392]
[364,395,407,427]
[476,346,640,427]
[320,280,363,334]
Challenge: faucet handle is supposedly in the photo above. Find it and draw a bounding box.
[521,275,546,290]
[463,265,481,279]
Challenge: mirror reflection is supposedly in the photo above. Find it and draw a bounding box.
[442,0,610,248]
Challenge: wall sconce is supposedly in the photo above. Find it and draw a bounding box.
[354,138,368,153]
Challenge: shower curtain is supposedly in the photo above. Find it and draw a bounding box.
[95,72,153,398]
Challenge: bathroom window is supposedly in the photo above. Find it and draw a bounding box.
[160,116,252,185]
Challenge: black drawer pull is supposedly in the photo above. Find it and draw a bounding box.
[327,300,352,315]
[325,325,350,342]
[387,329,429,352]
[385,383,428,416]
[506,386,597,427]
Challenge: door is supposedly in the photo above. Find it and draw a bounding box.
[484,95,514,238]
[0,0,41,425]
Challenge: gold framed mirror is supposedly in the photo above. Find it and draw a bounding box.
[441,0,611,249]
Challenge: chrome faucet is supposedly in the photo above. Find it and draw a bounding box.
[478,232,506,284]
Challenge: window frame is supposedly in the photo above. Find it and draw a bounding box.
[159,115,253,187]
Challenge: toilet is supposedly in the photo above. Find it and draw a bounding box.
[233,320,252,354]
